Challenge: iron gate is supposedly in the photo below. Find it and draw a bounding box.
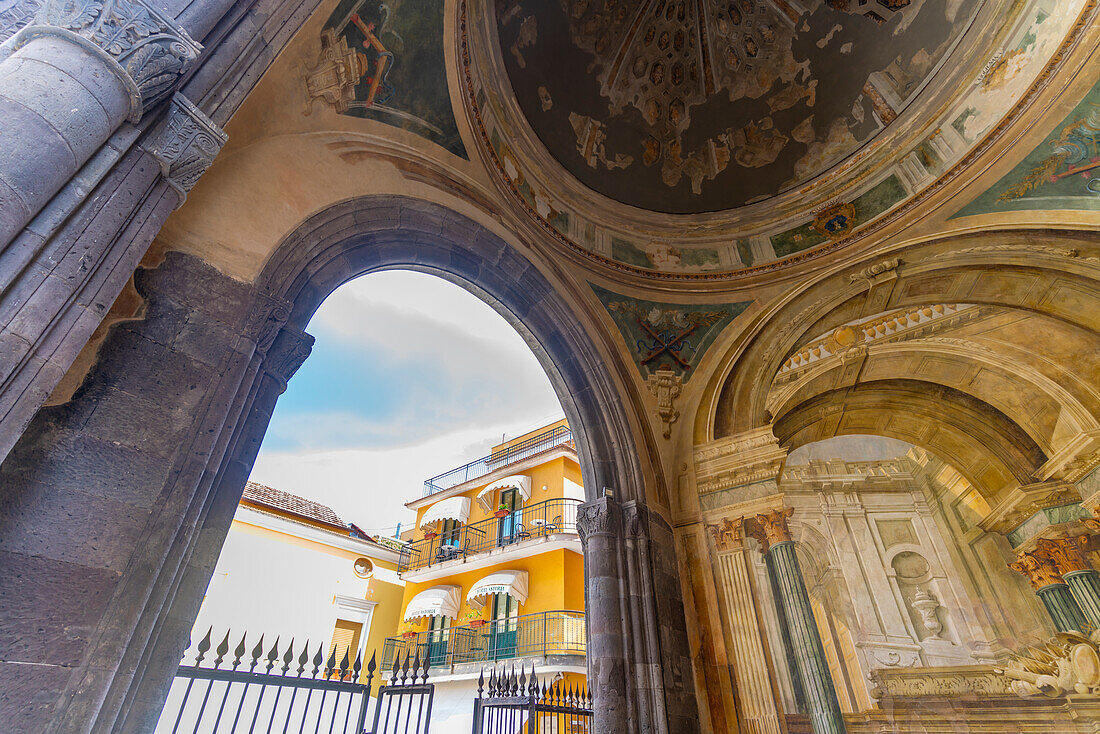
[471,665,592,734]
[158,627,434,734]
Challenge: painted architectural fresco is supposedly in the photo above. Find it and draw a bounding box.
[496,0,983,213]
[470,0,1083,274]
[591,285,751,381]
[953,76,1100,218]
[302,0,466,156]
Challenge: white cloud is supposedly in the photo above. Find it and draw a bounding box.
[250,270,566,531]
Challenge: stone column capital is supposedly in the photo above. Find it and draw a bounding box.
[13,0,202,120]
[147,94,228,206]
[262,327,314,392]
[1035,537,1093,576]
[577,496,621,544]
[1009,549,1065,591]
[747,507,794,553]
[705,515,745,552]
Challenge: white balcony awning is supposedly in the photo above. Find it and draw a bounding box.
[403,585,461,622]
[419,496,471,530]
[467,570,529,608]
[476,475,531,512]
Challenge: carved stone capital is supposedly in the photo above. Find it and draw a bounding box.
[849,257,900,287]
[645,367,682,440]
[1034,537,1092,576]
[1008,549,1065,590]
[705,515,745,552]
[621,500,648,540]
[577,496,620,545]
[263,327,314,391]
[147,94,228,205]
[243,290,293,356]
[0,0,40,43]
[18,0,202,120]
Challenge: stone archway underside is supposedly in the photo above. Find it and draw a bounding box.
[0,197,698,734]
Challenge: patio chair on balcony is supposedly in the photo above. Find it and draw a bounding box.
[513,523,531,542]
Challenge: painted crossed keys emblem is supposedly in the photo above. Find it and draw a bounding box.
[636,317,699,370]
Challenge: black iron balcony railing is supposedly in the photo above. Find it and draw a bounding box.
[423,425,574,497]
[399,498,581,574]
[382,610,586,671]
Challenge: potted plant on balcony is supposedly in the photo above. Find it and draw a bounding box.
[464,610,486,628]
[422,523,438,540]
[494,504,510,519]
[400,624,418,639]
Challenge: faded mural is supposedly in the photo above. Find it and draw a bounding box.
[496,0,983,213]
[954,76,1100,217]
[302,0,466,156]
[591,285,751,381]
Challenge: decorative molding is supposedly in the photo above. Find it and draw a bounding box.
[645,367,682,440]
[869,666,1013,698]
[849,257,900,287]
[263,327,314,391]
[19,0,202,120]
[0,0,39,43]
[694,427,787,495]
[147,94,228,205]
[576,497,620,544]
[622,501,648,540]
[979,481,1083,537]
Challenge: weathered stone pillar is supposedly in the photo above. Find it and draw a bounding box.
[1009,548,1089,633]
[706,516,784,734]
[1035,537,1100,630]
[577,496,630,732]
[0,0,202,248]
[750,508,847,734]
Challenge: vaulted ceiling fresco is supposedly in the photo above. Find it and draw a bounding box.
[496,0,982,213]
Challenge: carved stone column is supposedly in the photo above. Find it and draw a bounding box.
[577,496,630,733]
[1009,548,1089,633]
[0,0,202,248]
[706,516,784,734]
[1035,537,1100,630]
[749,508,847,734]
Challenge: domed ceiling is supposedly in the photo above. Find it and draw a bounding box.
[496,0,982,214]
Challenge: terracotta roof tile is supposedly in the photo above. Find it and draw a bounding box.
[242,481,344,527]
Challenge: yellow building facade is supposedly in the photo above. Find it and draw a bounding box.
[383,421,588,731]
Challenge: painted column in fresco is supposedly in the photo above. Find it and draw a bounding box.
[707,516,785,734]
[1010,548,1090,633]
[1036,537,1100,630]
[750,508,847,734]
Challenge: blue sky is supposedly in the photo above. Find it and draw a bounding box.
[249,271,563,534]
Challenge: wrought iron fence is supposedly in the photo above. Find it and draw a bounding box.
[381,610,586,671]
[399,498,581,573]
[471,665,592,734]
[422,426,574,496]
[156,627,434,734]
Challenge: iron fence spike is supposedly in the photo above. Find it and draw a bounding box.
[353,647,363,678]
[339,646,351,679]
[325,644,338,680]
[367,650,378,677]
[312,642,324,678]
[232,633,247,669]
[477,668,485,697]
[282,638,294,674]
[297,639,310,676]
[214,629,231,668]
[250,634,265,669]
[195,627,212,664]
[266,636,280,672]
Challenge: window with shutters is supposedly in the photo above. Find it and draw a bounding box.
[327,618,363,679]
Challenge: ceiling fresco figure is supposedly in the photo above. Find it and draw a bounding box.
[496,0,982,212]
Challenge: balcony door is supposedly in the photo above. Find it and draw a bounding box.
[489,593,519,660]
[425,614,451,666]
[496,488,522,546]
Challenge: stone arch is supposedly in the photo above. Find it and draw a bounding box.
[253,194,645,504]
[772,380,1046,497]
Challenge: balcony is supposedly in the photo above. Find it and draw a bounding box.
[423,425,574,497]
[381,610,586,671]
[399,498,581,575]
